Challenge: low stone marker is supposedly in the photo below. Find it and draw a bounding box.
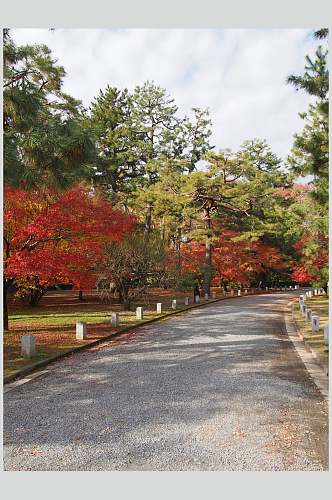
[324,323,329,346]
[21,335,36,358]
[230,290,234,296]
[265,286,268,291]
[195,295,200,303]
[244,289,248,294]
[311,315,319,332]
[184,297,190,306]
[237,290,241,296]
[305,308,312,322]
[156,302,162,313]
[76,321,87,340]
[136,307,143,320]
[223,290,226,296]
[111,312,119,327]
[172,299,177,309]
[204,293,209,300]
[211,292,216,299]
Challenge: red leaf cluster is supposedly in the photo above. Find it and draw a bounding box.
[4,185,136,290]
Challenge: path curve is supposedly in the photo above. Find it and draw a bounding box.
[3,293,328,471]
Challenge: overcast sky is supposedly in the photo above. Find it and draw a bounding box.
[11,28,319,161]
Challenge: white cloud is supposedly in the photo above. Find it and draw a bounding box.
[10,28,320,160]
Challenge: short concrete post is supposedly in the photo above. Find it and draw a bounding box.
[324,323,329,346]
[172,299,177,309]
[305,308,312,322]
[237,290,241,296]
[136,307,143,320]
[211,292,216,299]
[311,315,319,333]
[184,297,190,306]
[204,293,209,300]
[76,321,87,340]
[21,335,36,358]
[223,290,226,296]
[111,312,119,327]
[265,286,268,291]
[244,289,248,294]
[230,290,234,296]
[157,303,162,314]
[194,295,200,303]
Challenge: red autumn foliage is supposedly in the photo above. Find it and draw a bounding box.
[4,185,136,290]
[291,234,328,284]
[212,230,287,286]
[167,228,287,286]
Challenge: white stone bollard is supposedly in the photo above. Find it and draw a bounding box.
[231,290,234,296]
[111,312,119,327]
[245,289,248,294]
[223,290,227,296]
[324,323,329,346]
[305,308,312,322]
[136,307,143,320]
[157,303,162,314]
[265,286,268,291]
[204,293,209,300]
[311,315,320,333]
[211,292,216,299]
[21,335,36,358]
[184,297,190,306]
[172,299,177,309]
[237,290,241,296]
[76,321,87,340]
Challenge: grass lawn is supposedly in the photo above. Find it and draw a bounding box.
[293,295,329,367]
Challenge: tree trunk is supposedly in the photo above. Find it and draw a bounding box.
[121,284,131,310]
[175,227,181,275]
[78,290,83,301]
[3,279,9,331]
[203,208,212,297]
[28,286,45,306]
[145,202,153,235]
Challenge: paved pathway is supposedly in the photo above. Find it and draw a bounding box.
[3,293,328,471]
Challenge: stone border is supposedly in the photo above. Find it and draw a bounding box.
[3,289,290,385]
[291,300,328,374]
[284,299,328,400]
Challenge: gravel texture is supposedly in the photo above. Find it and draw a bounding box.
[3,293,328,471]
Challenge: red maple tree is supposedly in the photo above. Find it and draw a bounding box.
[3,185,136,329]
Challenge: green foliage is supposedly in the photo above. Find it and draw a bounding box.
[3,30,95,188]
[89,81,213,201]
[287,34,329,207]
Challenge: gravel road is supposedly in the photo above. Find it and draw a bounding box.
[3,293,328,471]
